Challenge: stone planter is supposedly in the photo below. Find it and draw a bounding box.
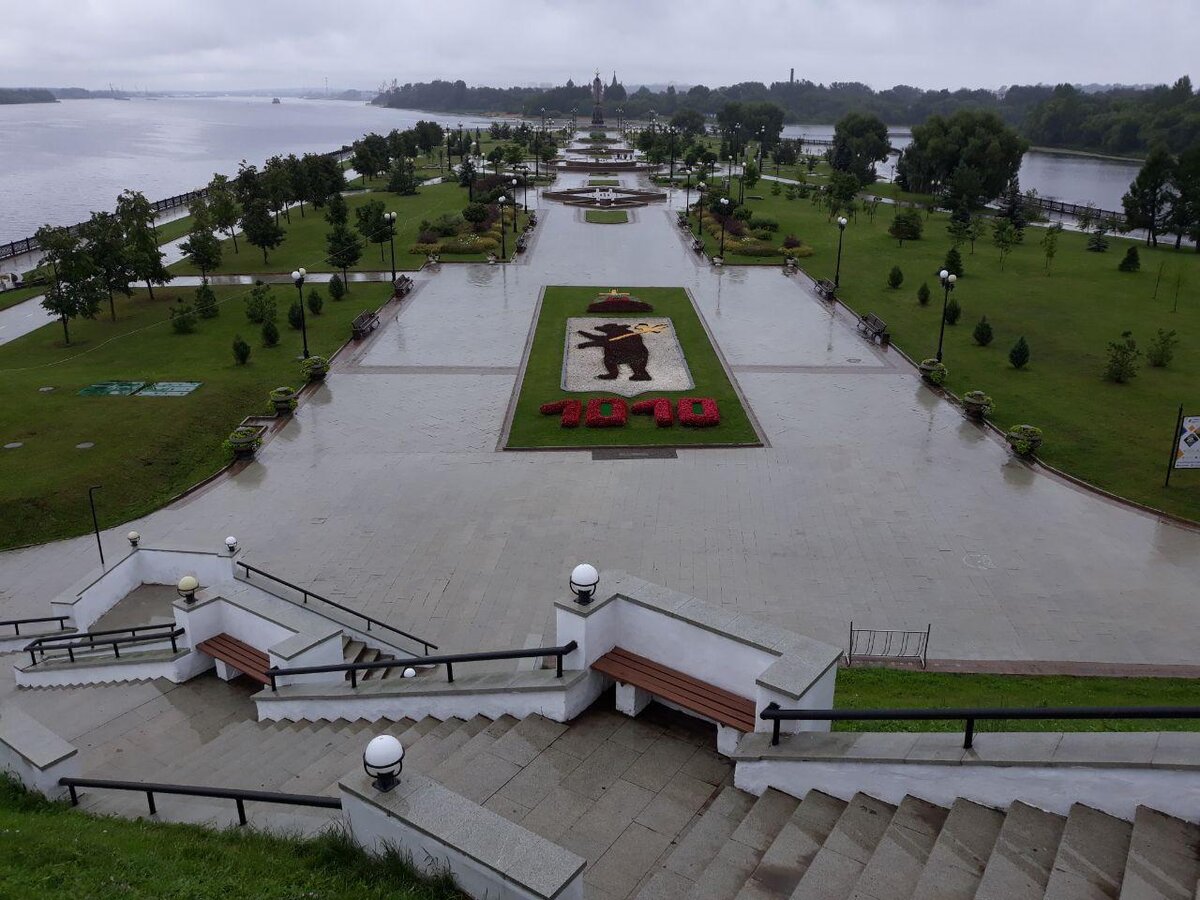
[962,391,993,421]
[227,425,265,460]
[1005,424,1044,458]
[270,387,298,417]
[302,356,329,383]
[918,359,948,386]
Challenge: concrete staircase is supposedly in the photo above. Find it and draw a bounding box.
[340,634,400,682]
[634,787,1200,900]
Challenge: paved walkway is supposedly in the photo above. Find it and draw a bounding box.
[2,169,1198,666]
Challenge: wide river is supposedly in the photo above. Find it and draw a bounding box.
[0,97,1142,243]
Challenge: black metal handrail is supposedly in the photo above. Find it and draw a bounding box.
[0,614,71,637]
[27,624,184,666]
[237,561,437,655]
[759,704,1200,749]
[269,640,578,691]
[60,777,341,826]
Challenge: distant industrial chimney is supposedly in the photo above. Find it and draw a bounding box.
[790,68,795,85]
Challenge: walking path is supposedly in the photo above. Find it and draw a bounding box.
[2,168,1198,667]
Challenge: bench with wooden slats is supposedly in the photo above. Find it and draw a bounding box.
[196,633,270,685]
[592,647,757,732]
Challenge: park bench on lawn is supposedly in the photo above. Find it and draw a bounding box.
[351,310,380,341]
[857,312,891,347]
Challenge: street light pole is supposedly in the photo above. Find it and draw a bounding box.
[682,167,692,219]
[695,182,705,239]
[385,211,397,283]
[668,126,676,182]
[499,196,508,259]
[718,196,729,258]
[936,269,957,363]
[833,216,848,288]
[88,484,104,567]
[291,267,309,359]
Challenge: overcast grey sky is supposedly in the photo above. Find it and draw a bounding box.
[4,0,1196,93]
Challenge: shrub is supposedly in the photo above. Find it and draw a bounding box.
[194,283,218,319]
[973,316,994,346]
[752,228,773,241]
[410,242,441,255]
[287,300,304,330]
[417,229,439,244]
[1006,424,1043,457]
[782,233,802,249]
[917,282,930,305]
[943,246,965,277]
[431,212,462,237]
[1118,246,1140,272]
[732,206,753,222]
[1146,328,1179,368]
[1103,330,1140,383]
[328,274,346,301]
[751,216,779,232]
[733,241,784,257]
[306,288,324,316]
[770,181,782,196]
[1087,230,1109,252]
[887,265,904,289]
[261,319,280,347]
[169,302,196,334]
[232,334,251,365]
[944,297,962,325]
[784,186,797,200]
[1009,336,1030,369]
[888,208,923,245]
[245,284,276,323]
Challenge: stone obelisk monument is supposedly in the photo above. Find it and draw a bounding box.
[590,70,605,126]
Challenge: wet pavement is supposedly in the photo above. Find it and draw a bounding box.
[2,167,1199,667]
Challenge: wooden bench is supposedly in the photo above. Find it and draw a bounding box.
[351,310,380,340]
[691,238,705,254]
[857,312,890,346]
[592,647,757,732]
[815,278,837,300]
[196,633,270,685]
[392,276,413,298]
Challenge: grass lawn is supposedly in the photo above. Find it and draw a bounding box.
[835,667,1200,733]
[506,286,760,449]
[701,189,1200,521]
[0,282,390,549]
[0,777,462,900]
[0,283,47,311]
[588,178,620,187]
[153,213,196,245]
[172,181,499,276]
[585,210,628,224]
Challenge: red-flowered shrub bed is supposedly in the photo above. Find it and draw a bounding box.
[541,397,719,429]
[584,397,628,427]
[632,398,674,427]
[678,397,721,427]
[539,399,582,428]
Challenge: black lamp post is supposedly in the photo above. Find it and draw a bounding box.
[833,216,848,288]
[936,269,957,363]
[757,125,765,172]
[718,196,729,258]
[682,167,692,219]
[457,125,463,164]
[88,484,104,566]
[499,196,508,259]
[511,178,520,230]
[668,126,677,182]
[695,181,706,239]
[384,211,397,282]
[290,267,310,359]
[444,125,452,173]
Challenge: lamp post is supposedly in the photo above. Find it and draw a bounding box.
[695,181,705,239]
[498,196,507,260]
[668,126,677,182]
[88,484,104,566]
[936,269,957,363]
[444,125,452,173]
[176,575,198,605]
[290,267,309,359]
[833,216,848,288]
[363,735,405,792]
[511,178,520,231]
[757,125,765,172]
[570,563,600,605]
[384,212,397,282]
[718,196,729,258]
[682,167,692,218]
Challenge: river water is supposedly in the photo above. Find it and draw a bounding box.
[0,97,1141,244]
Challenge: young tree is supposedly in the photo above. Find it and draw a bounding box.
[328,272,347,301]
[232,334,251,365]
[326,223,363,287]
[996,177,1029,236]
[458,157,478,199]
[917,282,931,305]
[388,157,420,195]
[1122,146,1176,247]
[973,316,994,346]
[888,209,923,246]
[1009,336,1030,369]
[207,174,242,253]
[324,191,349,227]
[36,225,104,345]
[966,215,985,254]
[826,172,858,216]
[944,296,962,325]
[79,210,133,321]
[943,246,965,278]
[194,282,218,318]
[992,218,1018,269]
[830,112,890,185]
[1103,330,1140,383]
[241,199,285,264]
[261,318,280,347]
[116,189,172,299]
[1146,329,1179,368]
[887,265,904,289]
[1041,223,1062,273]
[169,301,197,334]
[1087,227,1110,252]
[354,199,389,264]
[179,204,223,279]
[1118,246,1141,272]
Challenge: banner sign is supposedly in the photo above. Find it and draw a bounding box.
[1175,415,1200,470]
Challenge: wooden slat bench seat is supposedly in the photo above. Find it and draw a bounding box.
[592,647,757,732]
[351,310,380,340]
[857,312,890,346]
[196,633,270,685]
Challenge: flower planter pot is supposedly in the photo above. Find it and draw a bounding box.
[270,387,298,417]
[918,360,947,385]
[1005,425,1043,458]
[227,425,266,460]
[963,399,988,420]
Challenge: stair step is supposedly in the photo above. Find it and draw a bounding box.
[735,790,848,900]
[342,639,365,663]
[846,795,949,900]
[405,717,469,771]
[1119,806,1200,900]
[791,792,898,900]
[357,647,382,679]
[684,789,801,900]
[639,785,756,896]
[430,714,519,782]
[976,800,1067,900]
[908,798,1005,900]
[1044,804,1133,900]
[396,716,440,748]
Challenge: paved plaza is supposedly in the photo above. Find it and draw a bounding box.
[2,171,1199,667]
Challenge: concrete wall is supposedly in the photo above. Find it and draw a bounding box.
[13,650,208,688]
[0,707,79,800]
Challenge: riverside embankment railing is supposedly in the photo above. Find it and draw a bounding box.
[0,145,353,263]
[0,614,71,637]
[267,641,578,690]
[236,561,438,656]
[759,704,1200,749]
[25,622,184,666]
[59,777,342,826]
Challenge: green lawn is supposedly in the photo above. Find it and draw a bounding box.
[0,282,390,549]
[172,181,498,276]
[588,178,620,187]
[701,189,1200,521]
[0,777,462,900]
[506,286,760,448]
[154,213,196,245]
[836,668,1200,733]
[0,282,47,311]
[585,210,628,224]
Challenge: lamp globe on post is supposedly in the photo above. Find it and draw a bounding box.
[384,211,397,282]
[936,269,957,363]
[834,216,848,289]
[695,182,706,239]
[498,196,507,260]
[225,535,238,555]
[363,735,404,792]
[718,196,730,259]
[127,530,141,548]
[290,268,309,360]
[177,575,199,605]
[569,563,600,605]
[511,177,520,227]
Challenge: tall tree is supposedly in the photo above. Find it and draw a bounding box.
[325,191,349,227]
[1122,147,1177,247]
[326,223,363,287]
[898,110,1028,206]
[830,112,890,185]
[235,160,262,206]
[36,225,104,344]
[79,211,133,321]
[354,199,389,264]
[179,202,223,279]
[262,155,294,224]
[241,199,285,264]
[207,173,242,253]
[1169,145,1200,251]
[116,189,171,299]
[284,154,309,218]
